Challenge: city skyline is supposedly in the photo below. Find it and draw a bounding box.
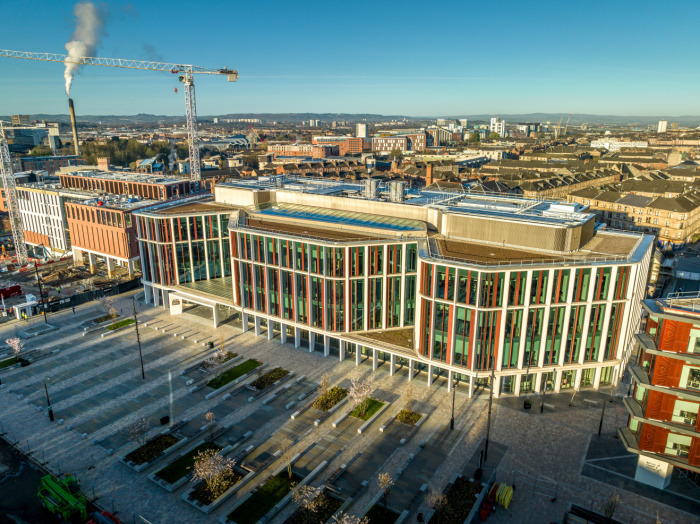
[3,0,700,116]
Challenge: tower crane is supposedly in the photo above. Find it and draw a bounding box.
[248,124,266,143]
[0,49,238,183]
[564,114,572,136]
[555,115,564,138]
[0,124,28,265]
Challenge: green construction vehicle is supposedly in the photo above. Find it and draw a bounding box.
[37,473,88,522]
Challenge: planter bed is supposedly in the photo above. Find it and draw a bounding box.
[249,367,289,390]
[313,387,347,412]
[286,491,343,524]
[227,472,303,524]
[190,470,244,506]
[428,476,483,524]
[364,504,400,523]
[155,442,221,485]
[396,409,422,426]
[207,359,261,389]
[106,318,135,331]
[351,399,385,421]
[125,434,180,466]
[0,356,22,370]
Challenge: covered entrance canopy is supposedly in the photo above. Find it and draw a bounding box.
[169,290,232,328]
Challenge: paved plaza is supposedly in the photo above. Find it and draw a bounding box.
[0,293,698,524]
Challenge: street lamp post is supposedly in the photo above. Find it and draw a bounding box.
[484,361,496,461]
[44,378,54,422]
[450,374,456,430]
[34,265,48,324]
[133,297,144,379]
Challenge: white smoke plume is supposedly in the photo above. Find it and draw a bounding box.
[64,2,105,97]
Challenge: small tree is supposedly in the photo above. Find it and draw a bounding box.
[488,132,501,140]
[426,490,447,524]
[603,492,622,518]
[191,448,235,497]
[331,513,369,524]
[124,417,151,447]
[280,437,295,479]
[378,472,394,512]
[348,375,375,419]
[403,382,415,413]
[5,337,23,361]
[292,485,322,524]
[96,296,117,319]
[319,372,331,398]
[205,411,216,441]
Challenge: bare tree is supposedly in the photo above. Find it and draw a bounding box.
[319,372,331,398]
[331,513,369,524]
[279,437,295,479]
[5,337,23,360]
[603,492,622,518]
[426,490,447,524]
[292,485,322,524]
[191,448,235,497]
[348,375,375,419]
[378,472,394,512]
[96,296,117,319]
[205,412,216,441]
[403,382,415,413]
[124,417,151,447]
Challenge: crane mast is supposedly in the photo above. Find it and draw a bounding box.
[0,125,28,266]
[0,49,238,182]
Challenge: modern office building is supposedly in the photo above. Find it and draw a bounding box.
[356,123,368,138]
[58,170,204,200]
[135,175,653,398]
[658,120,668,133]
[11,155,85,175]
[621,292,700,489]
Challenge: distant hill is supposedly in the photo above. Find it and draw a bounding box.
[2,112,699,127]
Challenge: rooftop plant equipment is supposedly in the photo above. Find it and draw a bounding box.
[37,473,88,522]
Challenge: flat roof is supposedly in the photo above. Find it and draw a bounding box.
[136,196,241,216]
[243,216,382,242]
[431,230,642,266]
[60,169,190,186]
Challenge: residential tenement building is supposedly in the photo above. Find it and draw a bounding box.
[621,293,700,488]
[267,144,339,158]
[134,177,653,401]
[568,188,700,249]
[11,155,85,175]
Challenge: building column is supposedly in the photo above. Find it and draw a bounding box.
[372,349,378,371]
[574,369,582,390]
[242,312,249,333]
[267,321,274,341]
[427,365,434,386]
[593,367,602,390]
[309,332,315,353]
[280,324,287,345]
[493,376,501,398]
[390,354,396,376]
[127,259,135,276]
[324,336,330,357]
[106,257,116,278]
[468,375,474,398]
[161,290,169,310]
[144,284,153,305]
[294,327,301,348]
[339,340,346,361]
[447,370,454,393]
[213,305,220,329]
[355,346,361,366]
[514,375,522,397]
[153,287,161,307]
[88,252,97,274]
[254,316,261,336]
[73,247,84,267]
[554,370,562,393]
[408,359,414,381]
[534,373,543,394]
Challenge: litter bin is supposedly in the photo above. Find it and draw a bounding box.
[523,400,532,409]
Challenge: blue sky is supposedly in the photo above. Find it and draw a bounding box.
[2,0,699,117]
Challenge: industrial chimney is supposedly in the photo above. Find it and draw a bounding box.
[68,98,80,156]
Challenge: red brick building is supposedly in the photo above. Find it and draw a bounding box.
[58,171,202,201]
[312,136,368,155]
[372,132,427,153]
[267,144,338,158]
[622,293,700,488]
